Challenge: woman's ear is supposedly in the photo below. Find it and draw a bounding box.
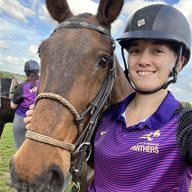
[178,55,185,71]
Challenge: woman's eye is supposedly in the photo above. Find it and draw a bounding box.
[128,49,140,55]
[153,49,163,54]
[98,56,112,69]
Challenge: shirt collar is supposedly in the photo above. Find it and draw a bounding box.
[111,91,179,130]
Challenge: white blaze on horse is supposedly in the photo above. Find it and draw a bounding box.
[9,0,131,191]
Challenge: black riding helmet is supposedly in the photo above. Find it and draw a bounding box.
[24,60,40,73]
[117,4,191,94]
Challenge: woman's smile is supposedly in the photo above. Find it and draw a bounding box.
[137,70,156,76]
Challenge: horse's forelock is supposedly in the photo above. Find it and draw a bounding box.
[76,13,93,19]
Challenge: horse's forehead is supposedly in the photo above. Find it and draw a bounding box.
[43,20,111,56]
[38,14,112,89]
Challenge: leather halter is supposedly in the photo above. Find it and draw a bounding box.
[25,20,116,192]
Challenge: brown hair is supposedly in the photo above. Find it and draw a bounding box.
[25,71,39,89]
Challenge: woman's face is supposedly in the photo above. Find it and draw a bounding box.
[126,39,184,92]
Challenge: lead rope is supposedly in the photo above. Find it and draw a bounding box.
[25,92,84,153]
[35,93,83,133]
[26,130,75,152]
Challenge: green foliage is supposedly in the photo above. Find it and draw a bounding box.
[180,101,192,108]
[0,71,25,82]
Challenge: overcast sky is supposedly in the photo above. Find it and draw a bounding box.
[0,0,191,103]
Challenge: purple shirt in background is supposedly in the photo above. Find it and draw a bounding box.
[12,80,39,117]
[88,91,192,192]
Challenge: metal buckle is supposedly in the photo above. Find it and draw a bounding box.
[73,142,92,173]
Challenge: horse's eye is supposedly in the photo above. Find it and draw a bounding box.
[98,56,112,69]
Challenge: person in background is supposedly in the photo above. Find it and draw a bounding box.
[24,4,192,192]
[10,59,40,150]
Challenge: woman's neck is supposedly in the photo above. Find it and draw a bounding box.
[133,89,168,110]
[125,89,168,127]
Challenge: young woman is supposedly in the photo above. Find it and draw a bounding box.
[11,59,40,150]
[24,4,192,192]
[87,4,192,192]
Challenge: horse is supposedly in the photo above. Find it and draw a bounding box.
[0,77,21,137]
[10,0,132,191]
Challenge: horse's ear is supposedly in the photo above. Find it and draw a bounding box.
[97,0,124,25]
[46,0,73,23]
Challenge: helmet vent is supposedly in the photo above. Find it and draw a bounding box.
[137,19,145,27]
[131,4,163,31]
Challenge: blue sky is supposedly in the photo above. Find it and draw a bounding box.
[0,0,191,103]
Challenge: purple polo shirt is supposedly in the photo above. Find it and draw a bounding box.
[88,91,192,192]
[12,80,38,117]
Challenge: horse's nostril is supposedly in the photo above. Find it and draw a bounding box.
[49,167,64,191]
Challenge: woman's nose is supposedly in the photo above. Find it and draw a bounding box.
[138,51,151,67]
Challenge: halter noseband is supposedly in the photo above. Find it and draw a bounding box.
[25,20,116,192]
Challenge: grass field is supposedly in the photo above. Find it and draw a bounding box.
[0,123,192,192]
[0,123,72,192]
[0,123,16,192]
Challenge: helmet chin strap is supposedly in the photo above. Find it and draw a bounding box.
[121,46,183,95]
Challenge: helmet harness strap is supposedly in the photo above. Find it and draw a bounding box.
[121,45,183,95]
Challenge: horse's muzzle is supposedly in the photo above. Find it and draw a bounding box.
[10,158,65,192]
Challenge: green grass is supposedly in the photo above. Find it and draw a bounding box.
[0,124,192,192]
[0,123,72,192]
[0,123,16,192]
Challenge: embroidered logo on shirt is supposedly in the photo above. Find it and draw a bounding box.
[140,130,160,141]
[138,19,145,27]
[130,130,160,154]
[100,131,108,136]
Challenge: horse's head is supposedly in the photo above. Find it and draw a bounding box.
[1,77,12,97]
[0,77,20,137]
[10,0,129,191]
